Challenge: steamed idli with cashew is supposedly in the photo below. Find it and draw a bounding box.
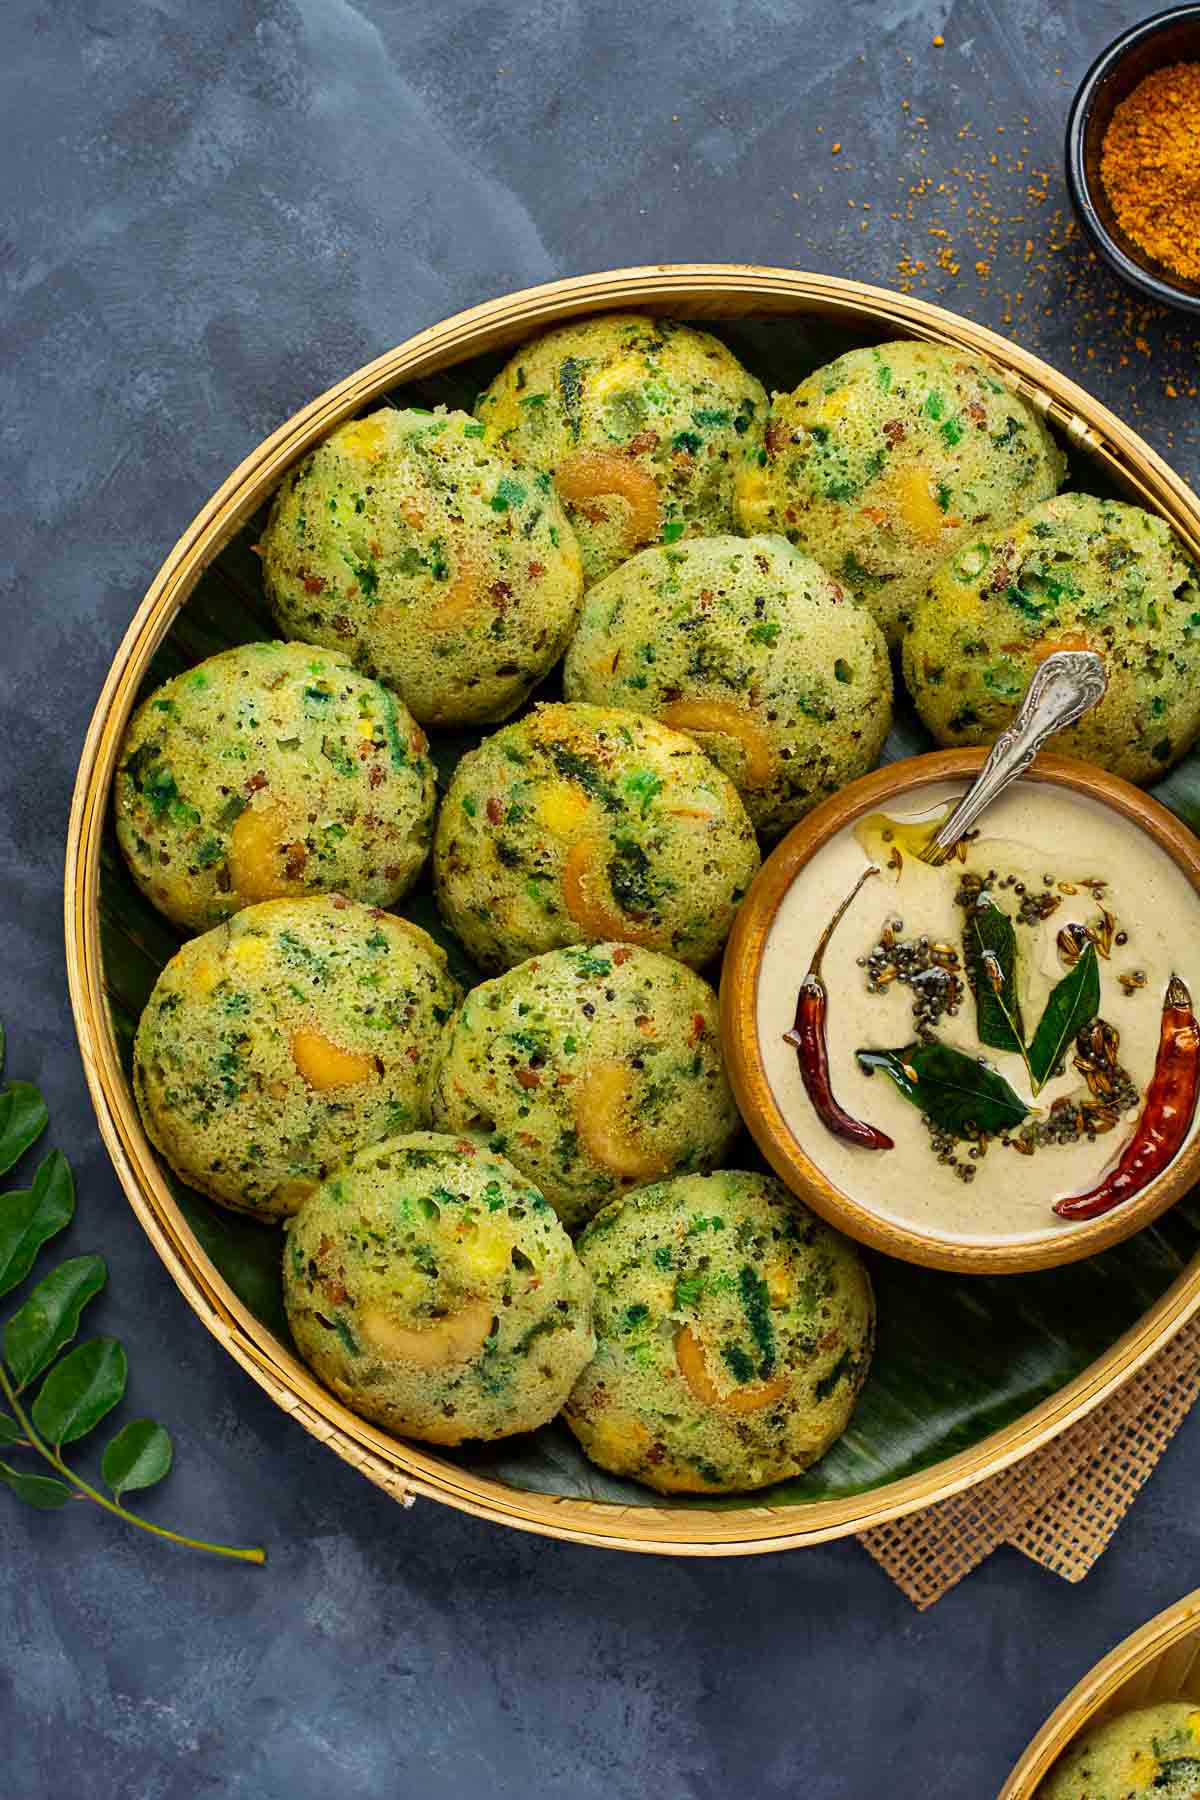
[432,702,760,973]
[564,1170,874,1494]
[283,1131,594,1443]
[430,943,738,1230]
[114,641,435,932]
[475,313,766,584]
[902,492,1200,783]
[1040,1701,1200,1799]
[563,533,892,837]
[259,406,583,726]
[736,339,1064,645]
[133,896,460,1220]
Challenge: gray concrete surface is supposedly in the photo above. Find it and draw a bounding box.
[2,3,1198,1794]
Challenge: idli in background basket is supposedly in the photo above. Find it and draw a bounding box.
[1001,1588,1200,1797]
[66,265,1200,1554]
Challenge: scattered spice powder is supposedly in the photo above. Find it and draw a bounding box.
[1100,63,1200,283]
[791,46,1199,461]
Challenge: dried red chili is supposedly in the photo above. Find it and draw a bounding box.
[783,866,894,1151]
[1054,974,1199,1221]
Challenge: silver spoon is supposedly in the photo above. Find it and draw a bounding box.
[923,649,1108,865]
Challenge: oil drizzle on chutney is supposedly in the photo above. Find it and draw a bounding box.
[783,866,894,1152]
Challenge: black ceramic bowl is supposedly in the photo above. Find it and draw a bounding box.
[1066,5,1200,313]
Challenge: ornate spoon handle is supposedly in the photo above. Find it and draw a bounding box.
[925,649,1108,863]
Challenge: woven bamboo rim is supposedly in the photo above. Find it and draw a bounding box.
[1000,1588,1200,1796]
[64,264,1200,1553]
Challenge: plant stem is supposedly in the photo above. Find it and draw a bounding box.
[0,1362,264,1564]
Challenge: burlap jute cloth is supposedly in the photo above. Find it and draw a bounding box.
[857,1312,1200,1610]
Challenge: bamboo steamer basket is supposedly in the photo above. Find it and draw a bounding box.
[65,264,1200,1553]
[1001,1589,1200,1796]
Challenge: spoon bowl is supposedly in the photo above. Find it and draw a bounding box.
[925,651,1107,864]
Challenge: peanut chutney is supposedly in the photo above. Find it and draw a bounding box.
[756,780,1200,1244]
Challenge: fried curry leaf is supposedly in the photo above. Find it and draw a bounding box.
[1026,943,1101,1093]
[964,898,1025,1056]
[856,1041,1029,1137]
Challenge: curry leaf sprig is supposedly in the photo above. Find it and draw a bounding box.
[0,1026,264,1563]
[965,897,1100,1094]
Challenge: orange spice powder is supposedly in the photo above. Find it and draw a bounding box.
[1100,62,1200,282]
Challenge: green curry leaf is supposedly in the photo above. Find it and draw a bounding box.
[1026,943,1101,1093]
[0,1082,49,1178]
[3,1255,107,1390]
[0,1025,264,1563]
[856,1041,1029,1137]
[964,898,1025,1057]
[0,1463,72,1510]
[102,1419,173,1499]
[0,1151,75,1298]
[31,1337,127,1447]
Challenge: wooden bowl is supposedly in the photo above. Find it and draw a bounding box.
[1001,1589,1200,1797]
[721,749,1200,1275]
[65,265,1200,1552]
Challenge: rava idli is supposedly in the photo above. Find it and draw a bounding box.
[433,702,760,972]
[475,313,766,583]
[115,642,435,932]
[736,339,1065,646]
[430,943,738,1231]
[903,492,1200,782]
[564,1170,874,1493]
[284,1131,594,1444]
[133,896,460,1220]
[259,406,583,726]
[1041,1701,1200,1799]
[564,534,892,837]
